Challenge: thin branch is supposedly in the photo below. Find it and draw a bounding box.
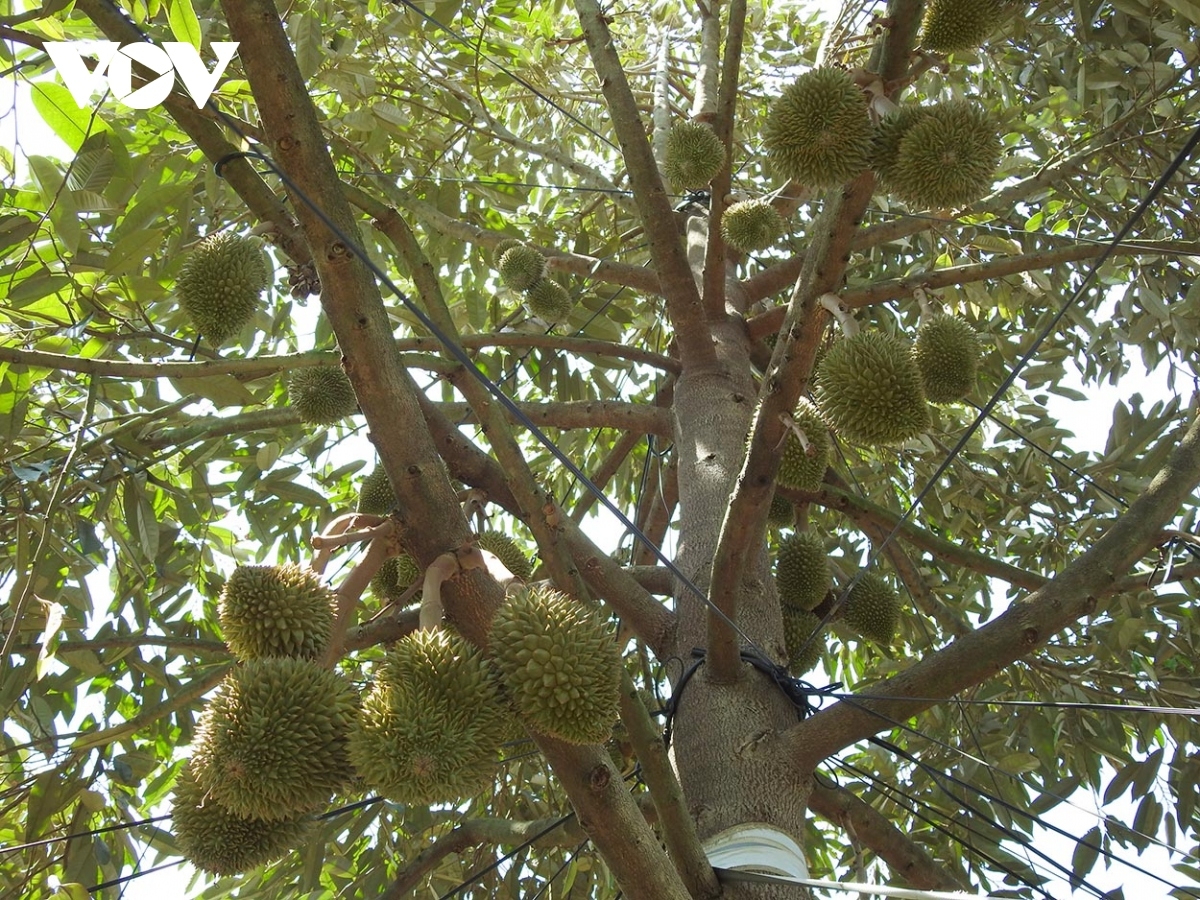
[438,400,672,439]
[783,412,1200,769]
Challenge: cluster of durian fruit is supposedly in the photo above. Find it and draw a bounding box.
[774,529,903,675]
[172,479,620,877]
[492,239,574,324]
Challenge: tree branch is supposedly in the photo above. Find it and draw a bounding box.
[782,412,1200,769]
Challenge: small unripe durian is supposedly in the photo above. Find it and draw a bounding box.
[369,553,421,603]
[870,105,933,187]
[843,571,900,644]
[776,531,832,611]
[525,278,573,324]
[477,531,533,582]
[349,630,511,805]
[177,232,270,345]
[492,238,525,268]
[663,121,726,189]
[171,763,313,876]
[287,366,358,425]
[490,587,621,744]
[721,199,785,253]
[886,101,1001,209]
[763,67,873,188]
[913,314,982,403]
[782,608,824,676]
[767,493,795,529]
[920,0,1005,53]
[190,657,357,821]
[777,398,831,491]
[357,466,395,515]
[498,243,546,291]
[814,331,930,446]
[218,563,335,662]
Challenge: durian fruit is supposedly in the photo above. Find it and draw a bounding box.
[920,0,1005,53]
[776,531,832,611]
[885,101,1001,209]
[842,571,900,644]
[777,397,831,491]
[287,366,358,425]
[171,762,313,876]
[497,243,546,291]
[357,466,395,515]
[870,105,933,187]
[218,563,335,662]
[767,493,795,529]
[525,278,573,324]
[492,237,525,268]
[348,629,511,804]
[913,314,981,403]
[814,331,930,446]
[190,657,356,821]
[177,232,270,345]
[782,607,824,676]
[477,531,533,582]
[721,199,785,253]
[663,121,726,189]
[369,553,422,603]
[763,67,873,188]
[490,586,621,744]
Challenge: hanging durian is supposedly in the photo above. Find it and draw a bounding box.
[913,313,981,403]
[870,105,933,187]
[663,121,726,189]
[776,531,832,611]
[721,199,785,253]
[477,531,533,582]
[782,607,824,676]
[489,586,620,744]
[884,100,1001,209]
[492,237,525,268]
[920,0,1005,53]
[171,763,313,876]
[190,657,357,821]
[218,563,335,662]
[287,366,358,425]
[357,466,395,515]
[349,629,511,804]
[497,243,546,291]
[842,571,900,644]
[525,277,573,324]
[763,67,873,188]
[767,493,796,529]
[177,232,270,346]
[369,553,422,603]
[777,397,831,491]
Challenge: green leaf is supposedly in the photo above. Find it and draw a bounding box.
[29,83,109,153]
[1070,825,1102,889]
[167,0,202,49]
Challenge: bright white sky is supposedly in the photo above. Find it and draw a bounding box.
[3,13,1199,900]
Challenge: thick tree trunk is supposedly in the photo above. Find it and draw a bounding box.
[670,318,813,897]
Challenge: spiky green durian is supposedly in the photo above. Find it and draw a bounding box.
[814,331,930,446]
[492,238,525,268]
[777,397,831,491]
[920,0,1005,53]
[870,105,933,187]
[886,101,1001,209]
[767,493,795,529]
[171,763,313,876]
[177,232,270,345]
[525,278,573,324]
[721,199,785,253]
[357,466,395,515]
[286,366,358,425]
[218,564,335,662]
[477,531,533,582]
[663,121,726,189]
[776,531,831,611]
[782,608,824,676]
[490,587,620,744]
[349,629,510,804]
[369,554,421,603]
[498,243,546,291]
[842,571,900,644]
[913,314,982,403]
[190,657,356,821]
[763,67,873,187]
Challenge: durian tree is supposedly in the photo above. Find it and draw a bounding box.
[4,0,1200,898]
